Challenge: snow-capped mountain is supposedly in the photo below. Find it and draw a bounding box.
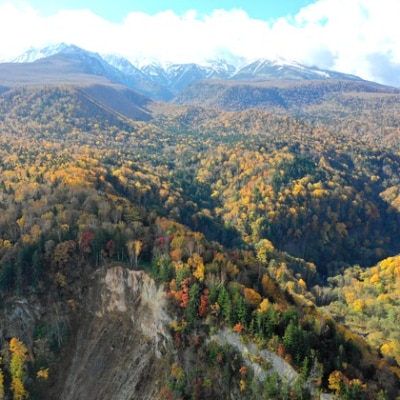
[10,43,74,63]
[201,59,238,78]
[4,43,368,101]
[101,53,148,80]
[109,57,237,92]
[140,62,169,86]
[233,58,364,81]
[162,63,223,92]
[4,44,174,100]
[12,43,127,81]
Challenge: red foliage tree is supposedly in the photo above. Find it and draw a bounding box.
[198,289,209,317]
[80,231,94,253]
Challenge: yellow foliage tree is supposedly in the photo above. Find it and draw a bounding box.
[258,298,270,313]
[328,370,345,395]
[243,287,262,307]
[127,240,142,268]
[188,253,205,282]
[381,340,400,365]
[9,337,29,400]
[0,356,4,400]
[36,368,49,380]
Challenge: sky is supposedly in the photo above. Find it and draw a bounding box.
[1,0,400,86]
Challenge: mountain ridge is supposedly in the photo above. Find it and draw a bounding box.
[1,43,379,100]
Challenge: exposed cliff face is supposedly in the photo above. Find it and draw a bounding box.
[0,266,337,399]
[52,266,173,400]
[97,266,171,357]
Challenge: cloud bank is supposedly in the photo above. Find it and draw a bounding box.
[1,0,400,85]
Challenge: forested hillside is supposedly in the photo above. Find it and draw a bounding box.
[0,84,399,399]
[174,79,400,149]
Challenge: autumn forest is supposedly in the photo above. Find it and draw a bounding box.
[0,77,400,400]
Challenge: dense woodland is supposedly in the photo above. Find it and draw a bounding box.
[0,84,399,399]
[174,79,400,149]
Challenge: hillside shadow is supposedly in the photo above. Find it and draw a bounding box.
[169,170,246,249]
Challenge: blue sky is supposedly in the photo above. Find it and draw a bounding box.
[21,0,313,22]
[1,0,400,86]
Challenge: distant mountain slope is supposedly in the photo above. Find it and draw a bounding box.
[233,58,365,82]
[173,78,396,110]
[0,53,111,86]
[1,44,172,100]
[3,44,127,85]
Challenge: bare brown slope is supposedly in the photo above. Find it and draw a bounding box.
[0,55,109,86]
[77,84,152,121]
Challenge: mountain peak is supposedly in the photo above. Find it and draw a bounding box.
[246,56,302,68]
[10,42,81,63]
[234,57,365,82]
[101,53,147,79]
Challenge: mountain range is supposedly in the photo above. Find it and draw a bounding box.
[2,42,399,145]
[1,43,373,101]
[1,42,399,144]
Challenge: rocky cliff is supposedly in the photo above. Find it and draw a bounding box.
[49,266,173,400]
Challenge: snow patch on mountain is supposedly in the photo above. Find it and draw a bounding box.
[10,43,73,63]
[101,53,147,79]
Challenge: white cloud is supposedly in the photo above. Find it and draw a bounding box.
[0,3,42,55]
[1,0,400,85]
[287,0,400,84]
